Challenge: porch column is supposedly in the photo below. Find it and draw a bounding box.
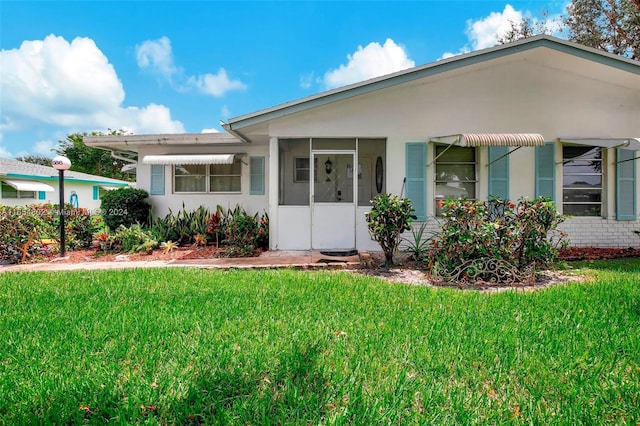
[268,137,279,250]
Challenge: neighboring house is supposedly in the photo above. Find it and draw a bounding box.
[85,35,640,250]
[0,157,132,210]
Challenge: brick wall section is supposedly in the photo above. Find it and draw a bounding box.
[558,218,640,248]
[407,217,640,249]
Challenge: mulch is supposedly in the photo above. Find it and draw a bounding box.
[558,247,640,261]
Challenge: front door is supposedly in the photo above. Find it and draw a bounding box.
[311,151,356,250]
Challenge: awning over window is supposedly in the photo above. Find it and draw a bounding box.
[558,138,640,151]
[430,133,545,147]
[2,179,55,192]
[141,154,239,165]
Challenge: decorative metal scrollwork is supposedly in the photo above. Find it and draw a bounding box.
[430,257,535,287]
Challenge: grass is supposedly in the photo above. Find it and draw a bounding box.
[0,260,638,424]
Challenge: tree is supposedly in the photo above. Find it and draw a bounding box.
[54,130,135,181]
[498,12,555,45]
[15,155,53,166]
[564,0,640,60]
[497,0,640,60]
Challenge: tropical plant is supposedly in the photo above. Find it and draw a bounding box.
[402,222,434,262]
[111,224,158,253]
[365,194,415,267]
[152,204,211,246]
[224,208,261,257]
[160,240,179,254]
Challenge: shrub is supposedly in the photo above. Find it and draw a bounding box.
[224,207,261,257]
[100,187,151,230]
[111,224,157,253]
[365,194,415,267]
[429,197,568,282]
[0,205,51,264]
[403,222,434,262]
[0,204,100,264]
[151,204,210,245]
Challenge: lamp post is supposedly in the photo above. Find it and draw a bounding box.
[52,155,71,257]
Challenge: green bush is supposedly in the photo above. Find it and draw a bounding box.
[0,205,51,264]
[100,187,151,230]
[151,204,210,245]
[111,224,157,253]
[365,194,415,267]
[0,204,101,264]
[430,197,568,282]
[223,206,261,257]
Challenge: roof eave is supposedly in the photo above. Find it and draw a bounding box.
[83,132,246,150]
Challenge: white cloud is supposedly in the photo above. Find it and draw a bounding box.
[33,140,56,156]
[439,5,563,60]
[135,36,179,80]
[187,69,247,97]
[467,4,524,50]
[136,37,246,97]
[117,103,185,134]
[323,38,415,90]
[299,72,314,89]
[438,48,470,61]
[201,128,220,133]
[220,105,230,120]
[0,144,12,158]
[1,34,185,138]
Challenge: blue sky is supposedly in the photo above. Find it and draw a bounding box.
[0,0,566,158]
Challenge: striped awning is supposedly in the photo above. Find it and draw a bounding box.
[558,138,640,151]
[141,154,239,165]
[430,133,545,147]
[2,179,55,192]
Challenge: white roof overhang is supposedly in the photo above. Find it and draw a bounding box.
[428,134,545,166]
[430,133,545,147]
[2,179,55,192]
[558,137,640,151]
[141,154,241,165]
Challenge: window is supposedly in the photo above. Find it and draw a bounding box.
[434,145,476,215]
[210,163,241,192]
[563,146,602,216]
[294,157,317,182]
[1,182,35,199]
[174,162,241,193]
[250,156,265,195]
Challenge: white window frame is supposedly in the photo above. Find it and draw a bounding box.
[293,157,318,183]
[562,145,604,217]
[173,162,241,194]
[1,182,36,199]
[434,145,477,215]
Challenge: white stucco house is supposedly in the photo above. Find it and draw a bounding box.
[85,35,640,250]
[0,157,132,210]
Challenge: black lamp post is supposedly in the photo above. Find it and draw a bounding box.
[52,155,71,257]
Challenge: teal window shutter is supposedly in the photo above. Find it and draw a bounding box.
[405,142,426,221]
[616,148,636,221]
[92,186,99,200]
[38,191,46,200]
[488,146,509,200]
[535,143,555,200]
[150,165,165,195]
[250,156,265,195]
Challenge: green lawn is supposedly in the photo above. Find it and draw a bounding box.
[0,260,638,425]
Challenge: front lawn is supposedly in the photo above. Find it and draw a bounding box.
[1,260,638,424]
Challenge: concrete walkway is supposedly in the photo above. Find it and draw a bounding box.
[0,251,369,273]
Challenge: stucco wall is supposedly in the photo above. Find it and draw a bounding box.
[0,181,107,211]
[137,145,269,218]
